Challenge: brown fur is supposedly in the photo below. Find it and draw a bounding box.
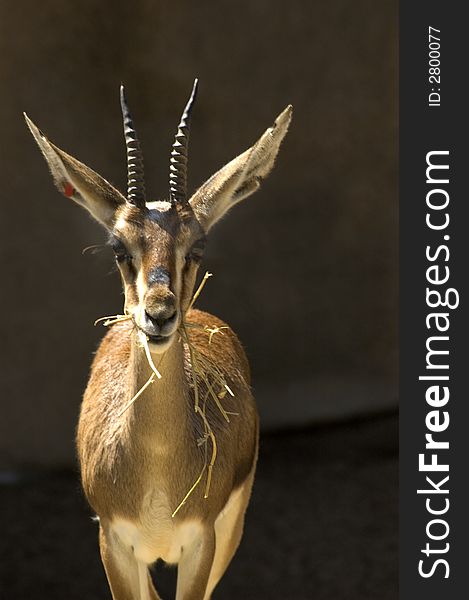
[77,309,258,524]
[25,98,291,599]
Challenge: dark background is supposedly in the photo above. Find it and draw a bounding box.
[0,1,397,598]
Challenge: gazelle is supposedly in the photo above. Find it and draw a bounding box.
[25,80,291,600]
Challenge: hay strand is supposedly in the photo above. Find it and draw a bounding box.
[116,342,165,417]
[141,334,162,379]
[188,271,212,310]
[116,372,156,417]
[171,306,236,514]
[171,463,207,518]
[181,323,200,411]
[195,403,218,498]
[204,324,229,345]
[94,313,132,327]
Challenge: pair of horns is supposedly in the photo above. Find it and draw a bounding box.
[120,78,198,208]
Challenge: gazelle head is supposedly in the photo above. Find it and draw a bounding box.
[25,80,292,354]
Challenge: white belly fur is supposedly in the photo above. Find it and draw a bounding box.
[111,485,244,566]
[112,517,202,565]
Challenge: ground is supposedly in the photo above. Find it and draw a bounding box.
[0,413,397,599]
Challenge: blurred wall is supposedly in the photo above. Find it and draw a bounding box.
[0,0,397,468]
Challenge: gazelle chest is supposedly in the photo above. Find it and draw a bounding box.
[110,482,245,567]
[111,515,202,565]
[108,475,208,566]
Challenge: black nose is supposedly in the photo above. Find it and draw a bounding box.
[144,307,177,332]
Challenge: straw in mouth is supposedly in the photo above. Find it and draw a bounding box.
[93,272,237,515]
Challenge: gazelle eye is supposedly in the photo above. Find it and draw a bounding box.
[115,252,132,264]
[185,250,202,263]
[185,238,206,264]
[110,237,132,264]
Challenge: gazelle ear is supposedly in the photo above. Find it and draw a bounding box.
[24,113,126,228]
[189,105,292,231]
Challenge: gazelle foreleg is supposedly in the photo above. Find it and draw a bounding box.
[176,528,216,600]
[99,523,161,600]
[203,469,255,600]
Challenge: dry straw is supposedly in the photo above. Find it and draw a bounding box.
[94,272,234,516]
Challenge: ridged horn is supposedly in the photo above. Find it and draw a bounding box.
[169,78,198,204]
[120,85,146,208]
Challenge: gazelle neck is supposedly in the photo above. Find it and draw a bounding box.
[127,330,190,440]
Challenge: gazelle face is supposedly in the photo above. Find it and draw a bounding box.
[25,81,291,354]
[111,201,205,352]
